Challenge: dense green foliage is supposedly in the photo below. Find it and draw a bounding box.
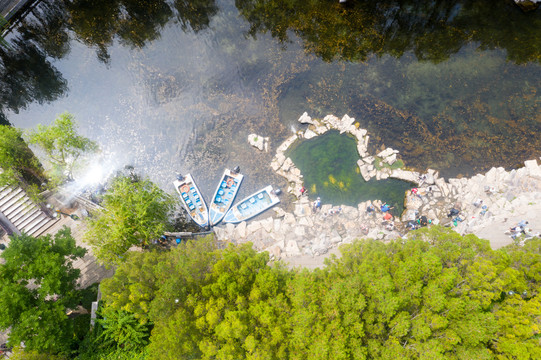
[0,228,86,355]
[26,112,99,185]
[84,175,176,266]
[93,228,541,359]
[0,125,47,197]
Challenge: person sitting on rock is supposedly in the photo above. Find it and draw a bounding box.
[300,186,307,196]
[407,221,418,230]
[473,199,483,207]
[381,203,392,212]
[329,206,342,216]
[447,208,460,218]
[366,204,375,215]
[518,220,529,229]
[383,212,392,221]
[360,224,369,235]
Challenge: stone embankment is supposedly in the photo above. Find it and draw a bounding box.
[216,113,541,262]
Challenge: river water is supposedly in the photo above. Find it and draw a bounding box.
[2,0,540,206]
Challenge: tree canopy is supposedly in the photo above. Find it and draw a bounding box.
[94,227,541,360]
[0,227,86,355]
[0,125,46,191]
[26,112,98,185]
[83,175,176,266]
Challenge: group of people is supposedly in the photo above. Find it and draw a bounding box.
[366,202,396,231]
[508,220,534,240]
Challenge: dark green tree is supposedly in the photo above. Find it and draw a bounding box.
[96,308,151,351]
[0,125,47,190]
[0,228,86,354]
[0,37,67,125]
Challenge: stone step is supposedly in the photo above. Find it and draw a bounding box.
[9,202,36,225]
[26,215,53,236]
[3,197,33,218]
[0,186,14,199]
[31,217,60,238]
[0,187,23,209]
[14,208,41,230]
[0,191,26,213]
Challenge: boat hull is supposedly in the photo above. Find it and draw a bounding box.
[223,185,280,224]
[209,169,244,226]
[173,174,209,228]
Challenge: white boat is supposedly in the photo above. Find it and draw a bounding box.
[209,167,244,226]
[173,174,209,228]
[223,185,280,224]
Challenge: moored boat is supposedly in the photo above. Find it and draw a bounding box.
[223,185,280,224]
[173,173,209,228]
[209,167,244,226]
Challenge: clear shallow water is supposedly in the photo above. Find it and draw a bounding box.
[287,131,412,214]
[2,0,540,205]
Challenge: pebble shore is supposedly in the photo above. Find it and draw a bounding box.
[214,113,541,265]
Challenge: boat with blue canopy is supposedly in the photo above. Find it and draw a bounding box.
[223,185,280,224]
[173,173,209,228]
[209,166,244,226]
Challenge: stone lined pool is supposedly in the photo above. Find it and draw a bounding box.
[287,131,412,214]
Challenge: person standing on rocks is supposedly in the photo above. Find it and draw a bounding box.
[313,197,322,212]
[366,204,375,216]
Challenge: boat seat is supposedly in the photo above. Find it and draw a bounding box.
[241,203,248,209]
[218,189,224,195]
[257,193,264,200]
[188,204,195,210]
[221,181,227,188]
[249,197,256,204]
[216,196,222,203]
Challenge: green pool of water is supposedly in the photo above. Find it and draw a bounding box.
[287,131,413,214]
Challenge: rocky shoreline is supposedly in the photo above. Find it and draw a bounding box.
[213,113,541,264]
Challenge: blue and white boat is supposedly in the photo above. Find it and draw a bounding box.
[223,185,280,224]
[173,173,209,228]
[209,167,244,226]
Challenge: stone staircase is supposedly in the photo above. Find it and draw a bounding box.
[0,186,58,237]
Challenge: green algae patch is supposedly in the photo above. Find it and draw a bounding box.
[287,131,412,214]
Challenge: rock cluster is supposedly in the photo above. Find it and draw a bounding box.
[217,113,541,260]
[213,196,401,261]
[403,159,541,235]
[247,133,269,152]
[270,113,418,197]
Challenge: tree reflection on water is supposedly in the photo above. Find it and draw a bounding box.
[236,0,541,64]
[1,0,540,177]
